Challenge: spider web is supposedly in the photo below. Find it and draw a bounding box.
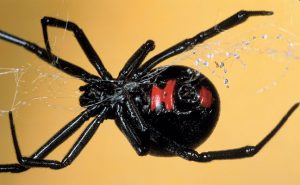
[0,63,83,117]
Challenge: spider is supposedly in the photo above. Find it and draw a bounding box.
[0,10,298,173]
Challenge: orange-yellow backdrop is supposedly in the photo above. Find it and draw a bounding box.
[1,1,300,185]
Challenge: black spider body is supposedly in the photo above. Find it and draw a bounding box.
[79,65,220,155]
[0,10,299,173]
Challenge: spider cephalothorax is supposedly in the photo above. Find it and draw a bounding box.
[0,10,298,173]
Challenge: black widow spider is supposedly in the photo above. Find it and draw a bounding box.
[0,10,299,173]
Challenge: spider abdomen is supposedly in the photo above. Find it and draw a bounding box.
[143,66,220,155]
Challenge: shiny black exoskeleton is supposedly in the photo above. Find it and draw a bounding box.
[79,65,220,155]
[1,10,299,173]
[144,66,220,155]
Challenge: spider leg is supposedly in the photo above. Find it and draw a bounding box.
[118,40,155,80]
[152,103,299,162]
[0,30,99,83]
[115,104,149,155]
[0,105,101,172]
[114,89,150,155]
[41,17,112,80]
[30,105,100,159]
[0,164,24,173]
[134,10,273,79]
[3,107,109,170]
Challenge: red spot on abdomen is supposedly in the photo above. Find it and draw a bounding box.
[199,86,213,108]
[151,80,176,111]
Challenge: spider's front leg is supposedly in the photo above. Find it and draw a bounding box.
[0,30,99,83]
[118,40,155,80]
[41,17,112,80]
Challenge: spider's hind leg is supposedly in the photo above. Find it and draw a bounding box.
[114,88,152,156]
[115,104,149,156]
[152,103,299,162]
[135,10,273,78]
[2,108,108,170]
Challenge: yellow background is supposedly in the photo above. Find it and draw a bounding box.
[1,0,300,185]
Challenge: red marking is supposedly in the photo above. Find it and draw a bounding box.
[151,80,176,111]
[199,86,213,108]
